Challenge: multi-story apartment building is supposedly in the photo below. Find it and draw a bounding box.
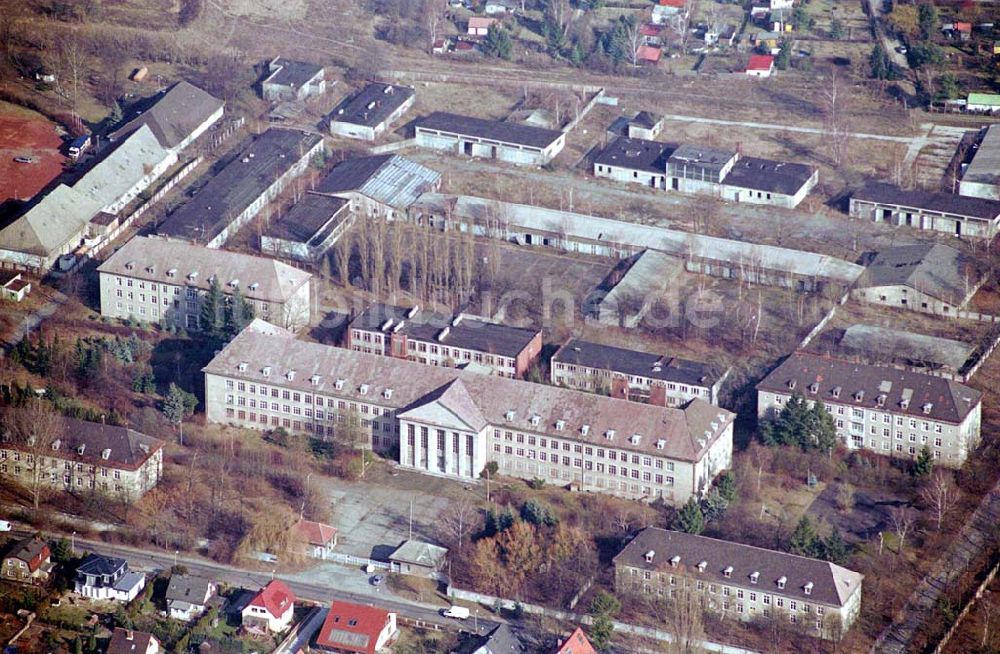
[203,321,735,504]
[756,353,982,467]
[97,236,312,332]
[614,528,863,640]
[346,303,543,378]
[551,338,728,406]
[0,417,164,499]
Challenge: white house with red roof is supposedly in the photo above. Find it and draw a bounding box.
[295,519,338,559]
[314,601,398,654]
[746,54,775,77]
[242,580,296,634]
[553,627,597,654]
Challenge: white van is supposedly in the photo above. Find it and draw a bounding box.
[0,520,12,532]
[442,606,470,620]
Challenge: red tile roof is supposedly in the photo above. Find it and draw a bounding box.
[747,54,775,71]
[637,45,662,62]
[315,601,392,654]
[107,628,158,654]
[659,0,684,6]
[639,24,662,37]
[249,580,295,618]
[295,519,337,546]
[553,627,597,654]
[955,22,972,31]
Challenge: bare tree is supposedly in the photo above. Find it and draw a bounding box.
[920,470,958,531]
[889,506,916,558]
[665,592,706,654]
[439,500,477,553]
[423,0,446,52]
[3,400,64,510]
[821,71,852,167]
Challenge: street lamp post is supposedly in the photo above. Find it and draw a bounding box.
[173,550,179,569]
[474,608,479,632]
[71,531,76,556]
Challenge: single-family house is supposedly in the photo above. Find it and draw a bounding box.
[467,16,498,37]
[107,628,160,654]
[750,31,783,54]
[637,45,662,65]
[295,519,338,559]
[74,553,145,602]
[2,537,52,584]
[242,580,295,634]
[553,627,597,654]
[165,574,216,621]
[1,273,31,302]
[640,23,662,46]
[746,54,775,77]
[651,0,685,25]
[314,601,398,654]
[388,540,448,577]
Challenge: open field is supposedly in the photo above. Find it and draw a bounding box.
[0,101,65,205]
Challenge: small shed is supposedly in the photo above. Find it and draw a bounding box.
[388,540,448,577]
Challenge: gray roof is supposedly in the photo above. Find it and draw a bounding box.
[853,182,1000,221]
[98,236,312,304]
[723,156,816,196]
[350,302,539,358]
[553,338,723,387]
[0,184,101,257]
[328,82,413,128]
[74,124,173,210]
[668,144,738,171]
[414,111,563,149]
[264,193,350,246]
[77,553,127,578]
[963,124,1000,188]
[632,111,662,129]
[756,352,982,424]
[388,540,448,567]
[264,58,324,90]
[838,324,973,373]
[598,249,681,313]
[110,81,223,150]
[315,154,440,210]
[166,574,213,604]
[614,528,863,608]
[593,136,675,174]
[3,416,163,470]
[5,538,49,565]
[108,628,157,654]
[204,324,735,462]
[858,242,982,306]
[157,129,323,244]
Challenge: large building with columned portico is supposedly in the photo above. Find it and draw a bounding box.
[202,321,735,504]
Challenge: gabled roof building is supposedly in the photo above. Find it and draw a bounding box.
[756,352,982,467]
[98,236,312,332]
[328,83,415,141]
[614,528,863,639]
[75,553,146,602]
[2,537,52,584]
[314,154,441,219]
[165,574,216,621]
[203,321,736,504]
[242,580,296,634]
[107,628,160,654]
[849,181,1000,239]
[959,124,1000,201]
[110,80,224,154]
[414,111,566,166]
[314,601,398,654]
[261,193,354,264]
[262,57,326,102]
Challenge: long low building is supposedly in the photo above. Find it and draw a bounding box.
[614,528,863,640]
[849,181,1000,239]
[593,137,818,209]
[97,236,312,332]
[203,321,735,504]
[552,338,728,406]
[328,82,414,141]
[959,124,1000,201]
[408,194,864,292]
[756,352,982,467]
[157,128,324,248]
[260,193,354,264]
[414,111,566,166]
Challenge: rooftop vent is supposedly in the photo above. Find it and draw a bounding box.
[451,315,463,327]
[380,319,394,332]
[407,306,420,319]
[437,327,450,342]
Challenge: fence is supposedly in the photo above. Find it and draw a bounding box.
[271,605,321,654]
[325,552,391,571]
[798,289,851,349]
[369,138,417,155]
[561,88,605,133]
[446,586,763,654]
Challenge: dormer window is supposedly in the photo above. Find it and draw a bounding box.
[922,402,933,414]
[530,415,540,427]
[78,444,86,455]
[359,384,369,395]
[656,439,666,450]
[101,448,111,460]
[124,261,135,270]
[854,390,864,402]
[787,379,796,390]
[877,394,886,407]
[249,283,259,291]
[777,576,787,589]
[51,440,61,451]
[383,389,393,399]
[900,399,910,410]
[831,386,841,399]
[262,366,271,377]
[188,271,198,281]
[605,429,616,440]
[750,571,759,584]
[335,379,344,390]
[238,362,248,372]
[505,410,515,422]
[310,375,321,386]
[555,420,565,431]
[581,425,590,436]
[723,566,733,578]
[630,434,641,445]
[808,383,818,394]
[166,268,177,278]
[804,582,813,595]
[697,561,707,572]
[229,279,239,288]
[670,555,681,567]
[644,550,655,563]
[286,370,296,381]
[145,266,154,274]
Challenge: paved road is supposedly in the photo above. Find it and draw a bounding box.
[871,488,1000,653]
[3,288,68,349]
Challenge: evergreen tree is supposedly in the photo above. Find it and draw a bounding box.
[162,383,196,445]
[716,470,737,503]
[760,393,837,454]
[822,528,850,565]
[913,445,933,477]
[671,498,705,534]
[869,44,893,80]
[829,18,844,40]
[520,499,557,526]
[588,591,620,652]
[789,516,822,558]
[569,42,584,65]
[224,286,255,339]
[701,489,729,523]
[918,3,938,40]
[775,39,792,70]
[199,277,224,339]
[87,633,97,653]
[482,25,513,60]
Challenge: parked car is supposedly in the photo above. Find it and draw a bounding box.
[895,45,908,54]
[370,574,385,586]
[442,606,470,619]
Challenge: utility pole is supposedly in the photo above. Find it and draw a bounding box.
[409,499,413,541]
